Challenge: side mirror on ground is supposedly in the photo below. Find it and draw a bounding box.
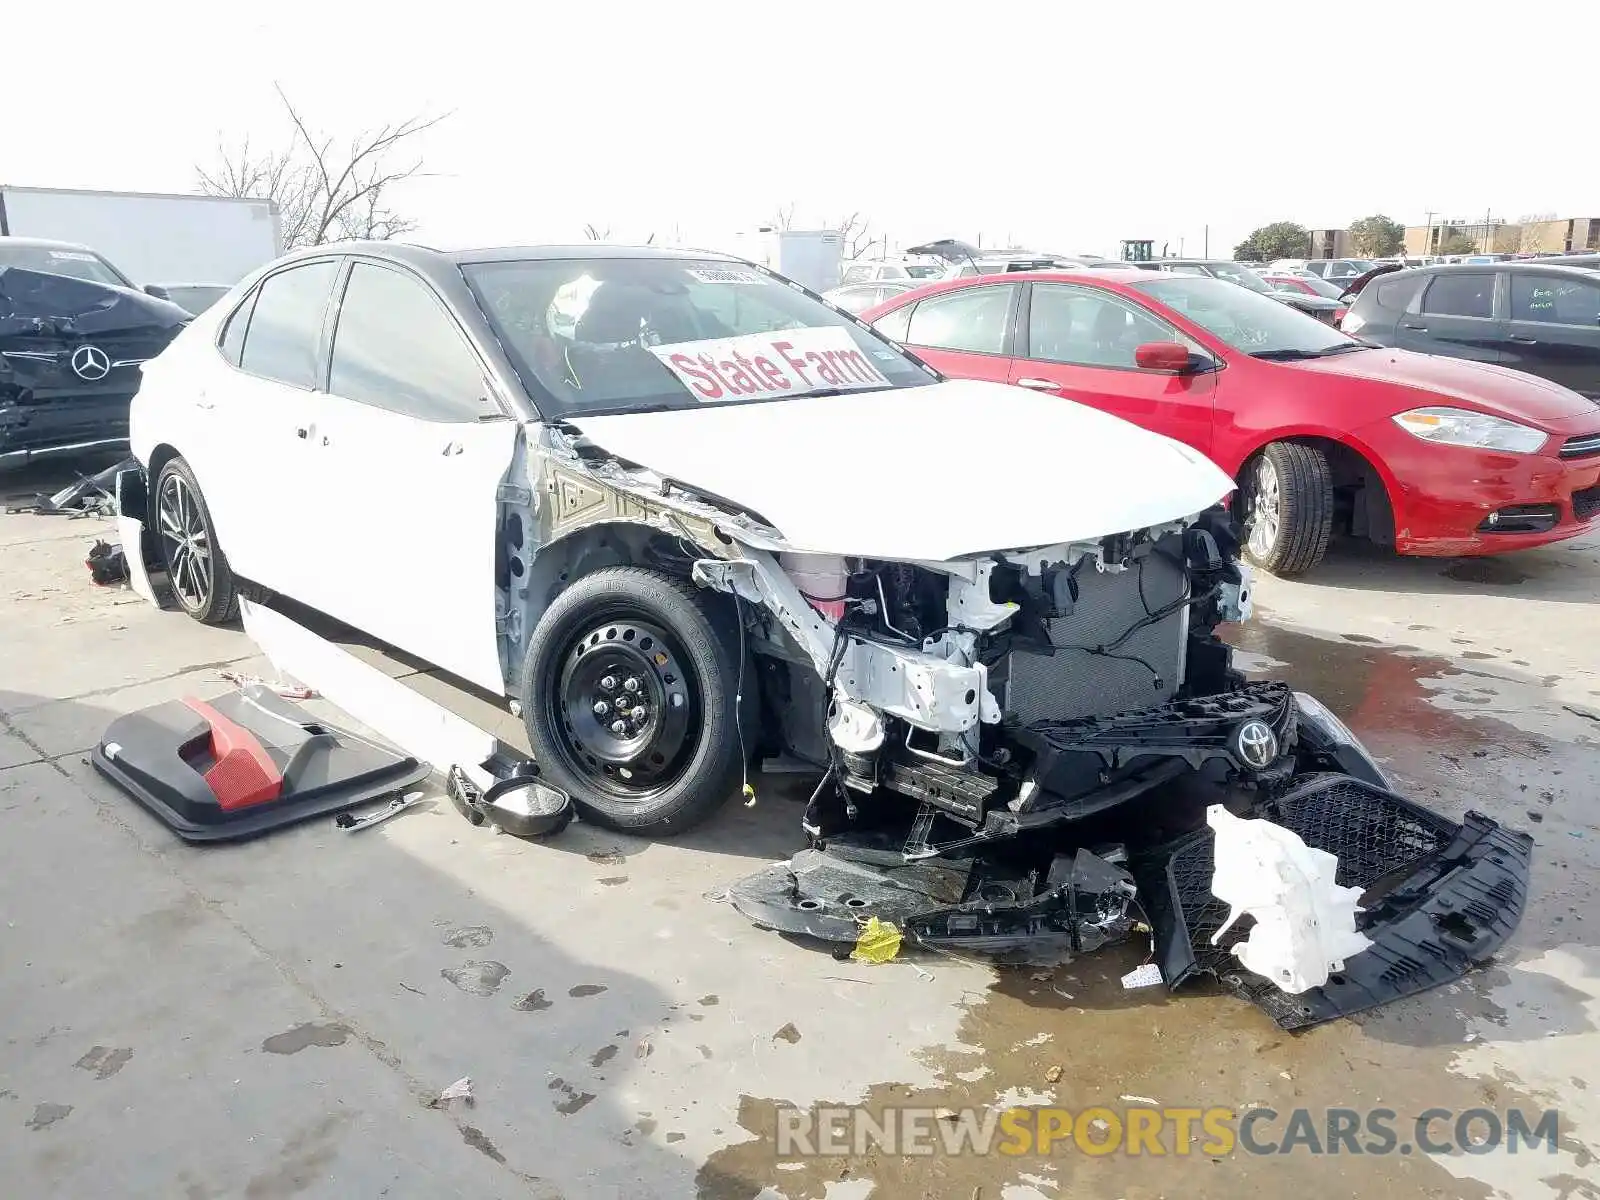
[1134,341,1198,372]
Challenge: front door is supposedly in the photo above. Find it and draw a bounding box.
[1503,271,1600,399]
[1006,282,1218,456]
[1400,271,1506,363]
[305,260,519,694]
[888,281,1020,384]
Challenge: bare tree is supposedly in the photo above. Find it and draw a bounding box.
[197,85,447,250]
[582,223,611,241]
[829,212,876,261]
[1516,212,1558,255]
[770,203,797,231]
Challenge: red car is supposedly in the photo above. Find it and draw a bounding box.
[860,270,1600,574]
[1262,273,1351,325]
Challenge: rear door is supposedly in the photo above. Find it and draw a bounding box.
[1007,282,1217,455]
[879,282,1020,383]
[1503,272,1600,398]
[1399,271,1506,362]
[304,259,519,693]
[190,258,340,590]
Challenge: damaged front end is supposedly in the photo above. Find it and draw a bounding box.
[0,267,187,466]
[672,502,1533,1028]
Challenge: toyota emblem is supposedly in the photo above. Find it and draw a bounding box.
[1233,719,1279,769]
[70,345,112,382]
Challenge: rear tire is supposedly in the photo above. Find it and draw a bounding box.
[1240,441,1333,576]
[519,567,752,835]
[154,456,239,624]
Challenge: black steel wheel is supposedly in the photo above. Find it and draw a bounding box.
[551,616,698,798]
[520,567,751,834]
[154,456,238,624]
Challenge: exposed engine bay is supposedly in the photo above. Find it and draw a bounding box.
[467,420,1536,1029]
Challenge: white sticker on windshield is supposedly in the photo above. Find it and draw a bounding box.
[685,267,768,285]
[649,327,891,403]
[47,250,99,262]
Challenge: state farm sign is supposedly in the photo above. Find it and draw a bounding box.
[649,327,891,403]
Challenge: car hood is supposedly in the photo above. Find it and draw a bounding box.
[1290,347,1600,424]
[563,380,1235,561]
[0,267,190,338]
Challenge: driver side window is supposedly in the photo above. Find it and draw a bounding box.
[1027,284,1177,369]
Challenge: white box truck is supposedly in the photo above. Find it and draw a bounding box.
[729,228,844,293]
[0,186,282,286]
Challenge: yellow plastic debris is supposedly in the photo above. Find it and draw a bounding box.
[851,917,903,964]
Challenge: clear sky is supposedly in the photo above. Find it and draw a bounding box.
[9,0,1592,259]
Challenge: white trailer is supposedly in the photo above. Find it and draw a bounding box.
[729,228,844,293]
[0,185,282,285]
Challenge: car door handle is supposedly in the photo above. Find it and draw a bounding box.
[1015,377,1061,391]
[296,427,308,438]
[1508,335,1538,344]
[1402,322,1427,331]
[442,440,464,456]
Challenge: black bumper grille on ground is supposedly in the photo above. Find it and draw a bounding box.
[1136,773,1530,1029]
[1574,484,1600,522]
[1560,431,1600,460]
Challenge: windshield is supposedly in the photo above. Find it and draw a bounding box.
[463,257,936,417]
[1135,276,1362,358]
[0,244,131,288]
[1204,261,1273,293]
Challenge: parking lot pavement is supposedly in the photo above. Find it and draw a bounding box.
[2,461,1597,1199]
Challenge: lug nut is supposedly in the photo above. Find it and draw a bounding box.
[623,677,640,693]
[610,720,626,735]
[593,700,610,716]
[601,675,617,691]
[631,706,647,721]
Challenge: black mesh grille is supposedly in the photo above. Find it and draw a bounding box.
[1575,485,1600,522]
[1156,775,1458,975]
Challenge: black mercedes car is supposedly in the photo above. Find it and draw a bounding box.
[1343,261,1600,399]
[0,236,191,467]
[1126,258,1345,323]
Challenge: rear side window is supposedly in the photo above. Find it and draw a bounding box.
[903,285,1016,354]
[1372,275,1422,309]
[873,300,914,342]
[1422,273,1494,319]
[328,263,494,422]
[238,261,338,388]
[217,290,258,367]
[1511,275,1600,326]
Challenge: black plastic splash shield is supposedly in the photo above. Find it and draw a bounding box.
[1135,773,1532,1029]
[92,685,431,842]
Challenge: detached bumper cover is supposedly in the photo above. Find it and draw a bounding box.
[1137,773,1533,1029]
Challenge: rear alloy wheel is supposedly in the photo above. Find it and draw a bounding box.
[1240,441,1334,576]
[154,456,239,624]
[520,567,751,835]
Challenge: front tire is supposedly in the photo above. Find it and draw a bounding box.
[154,456,239,624]
[1240,441,1333,576]
[519,567,750,835]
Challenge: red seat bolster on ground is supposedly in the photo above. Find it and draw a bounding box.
[180,696,284,810]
